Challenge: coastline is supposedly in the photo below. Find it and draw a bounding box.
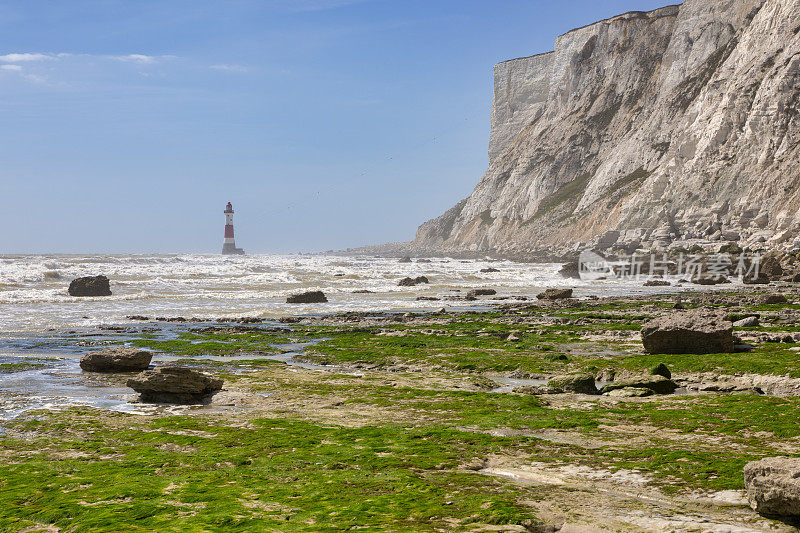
[3,284,800,531]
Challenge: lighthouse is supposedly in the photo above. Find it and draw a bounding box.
[221,202,245,255]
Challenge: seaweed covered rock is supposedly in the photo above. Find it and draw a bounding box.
[127,366,223,404]
[80,347,152,372]
[286,291,328,304]
[600,375,679,395]
[649,363,671,379]
[760,294,788,305]
[68,275,112,297]
[547,373,598,394]
[744,457,800,517]
[641,310,735,354]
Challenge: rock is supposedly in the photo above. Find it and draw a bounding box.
[506,333,521,342]
[760,254,784,281]
[353,289,374,294]
[734,316,760,327]
[80,347,152,372]
[127,366,224,404]
[605,387,654,398]
[557,261,580,279]
[416,296,440,301]
[466,288,497,298]
[743,457,800,517]
[743,272,771,285]
[649,363,671,379]
[398,256,412,263]
[547,373,598,395]
[600,375,679,395]
[68,275,112,297]
[512,385,551,395]
[597,368,616,382]
[286,291,328,304]
[641,310,735,354]
[126,315,150,321]
[644,280,670,287]
[537,288,573,300]
[398,276,429,287]
[416,259,432,263]
[480,267,500,273]
[761,294,788,305]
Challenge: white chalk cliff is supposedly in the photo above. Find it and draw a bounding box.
[413,0,800,255]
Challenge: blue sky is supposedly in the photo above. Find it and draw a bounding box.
[0,0,677,254]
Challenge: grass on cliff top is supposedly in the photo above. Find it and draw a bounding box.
[0,411,539,533]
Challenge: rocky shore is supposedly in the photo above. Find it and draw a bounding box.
[4,283,800,530]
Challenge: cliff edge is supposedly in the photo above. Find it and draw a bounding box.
[411,0,800,256]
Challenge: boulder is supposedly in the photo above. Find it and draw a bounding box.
[558,261,581,279]
[734,316,760,327]
[286,291,328,304]
[547,373,598,395]
[744,457,800,517]
[641,310,735,354]
[80,347,152,372]
[127,366,224,404]
[398,256,412,263]
[761,294,788,305]
[537,288,573,300]
[68,275,112,297]
[467,288,497,298]
[480,267,500,273]
[644,280,670,287]
[650,363,671,379]
[743,272,771,285]
[600,375,679,395]
[398,276,429,287]
[760,254,784,281]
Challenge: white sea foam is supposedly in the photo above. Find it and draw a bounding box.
[0,253,693,333]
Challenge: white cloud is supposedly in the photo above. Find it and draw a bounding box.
[0,64,22,71]
[111,54,158,64]
[0,52,53,62]
[210,64,248,73]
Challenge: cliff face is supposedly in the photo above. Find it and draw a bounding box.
[414,0,800,255]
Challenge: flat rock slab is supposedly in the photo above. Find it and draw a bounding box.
[641,310,735,354]
[127,366,224,404]
[68,275,112,297]
[744,457,800,517]
[80,347,152,372]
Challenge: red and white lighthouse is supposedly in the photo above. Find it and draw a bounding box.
[221,202,245,255]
